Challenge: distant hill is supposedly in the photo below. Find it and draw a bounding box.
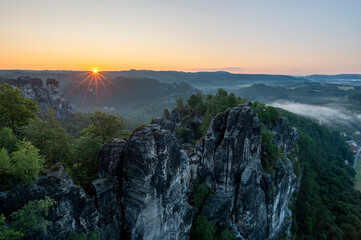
[307,74,361,82]
[235,82,361,104]
[113,70,308,86]
[0,70,308,92]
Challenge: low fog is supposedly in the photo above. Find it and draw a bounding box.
[269,100,361,135]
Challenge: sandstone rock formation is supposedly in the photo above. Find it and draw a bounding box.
[1,77,73,118]
[121,125,193,240]
[191,103,297,239]
[0,103,298,240]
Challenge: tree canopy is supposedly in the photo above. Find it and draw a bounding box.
[22,109,73,166]
[81,110,125,143]
[0,83,39,131]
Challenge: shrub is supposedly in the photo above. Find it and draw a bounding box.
[0,83,39,131]
[175,127,193,143]
[10,197,56,235]
[67,135,103,190]
[22,109,73,165]
[220,229,235,240]
[260,125,280,173]
[190,215,216,240]
[0,214,23,240]
[68,231,99,240]
[0,148,11,176]
[163,109,170,119]
[81,110,125,143]
[9,140,44,184]
[251,102,280,126]
[191,183,209,208]
[0,127,18,153]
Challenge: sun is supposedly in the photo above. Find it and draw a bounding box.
[67,70,118,103]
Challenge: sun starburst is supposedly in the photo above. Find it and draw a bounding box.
[67,70,117,103]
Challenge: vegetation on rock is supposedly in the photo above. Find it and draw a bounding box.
[0,197,55,239]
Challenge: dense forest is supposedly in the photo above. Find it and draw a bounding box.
[1,83,361,239]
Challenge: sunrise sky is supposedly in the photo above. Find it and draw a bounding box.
[0,0,360,75]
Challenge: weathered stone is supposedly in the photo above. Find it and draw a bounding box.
[92,178,122,240]
[92,139,126,240]
[270,117,298,155]
[199,103,297,240]
[121,125,193,240]
[97,139,126,179]
[1,77,73,118]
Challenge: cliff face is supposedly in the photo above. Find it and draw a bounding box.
[91,128,194,240]
[92,139,125,240]
[121,125,193,240]
[1,77,73,118]
[189,103,297,239]
[0,103,298,240]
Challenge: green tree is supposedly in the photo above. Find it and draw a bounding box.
[251,102,280,125]
[0,148,12,190]
[187,92,203,110]
[0,214,23,240]
[81,111,125,143]
[200,109,213,135]
[190,216,216,240]
[10,197,56,235]
[260,125,281,173]
[191,183,209,208]
[199,89,247,135]
[220,229,235,240]
[176,98,184,108]
[0,83,39,130]
[68,135,103,189]
[0,127,18,153]
[163,109,170,119]
[22,109,73,165]
[68,231,99,240]
[60,112,92,137]
[9,140,44,184]
[0,148,11,176]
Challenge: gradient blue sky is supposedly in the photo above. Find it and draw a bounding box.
[0,0,360,74]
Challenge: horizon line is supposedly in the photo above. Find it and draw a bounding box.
[0,68,360,77]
